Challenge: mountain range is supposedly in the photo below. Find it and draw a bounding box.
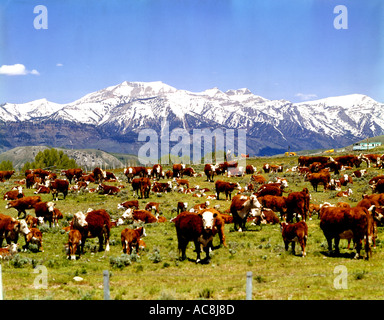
[1,81,383,159]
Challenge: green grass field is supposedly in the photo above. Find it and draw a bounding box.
[1,155,384,300]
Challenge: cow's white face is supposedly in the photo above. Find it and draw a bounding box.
[8,243,19,255]
[74,211,88,227]
[250,195,262,209]
[200,210,217,231]
[249,208,262,217]
[38,217,44,225]
[122,208,133,220]
[47,201,55,213]
[116,218,124,226]
[183,202,188,209]
[168,181,172,188]
[18,219,30,235]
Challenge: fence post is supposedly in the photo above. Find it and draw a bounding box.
[103,270,110,300]
[0,264,3,300]
[246,271,252,300]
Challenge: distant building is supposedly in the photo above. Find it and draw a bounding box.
[352,142,382,151]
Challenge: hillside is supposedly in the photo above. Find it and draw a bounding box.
[0,146,138,170]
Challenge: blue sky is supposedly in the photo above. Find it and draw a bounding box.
[1,0,383,104]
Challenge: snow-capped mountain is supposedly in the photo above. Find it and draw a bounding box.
[0,81,383,156]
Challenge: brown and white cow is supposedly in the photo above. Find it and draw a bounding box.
[61,168,83,184]
[97,183,120,195]
[144,202,160,215]
[215,180,240,200]
[177,202,188,214]
[5,195,42,219]
[121,226,146,255]
[121,209,158,224]
[0,213,30,247]
[34,201,57,227]
[0,243,19,259]
[280,221,308,257]
[46,179,69,201]
[204,164,218,182]
[118,200,139,210]
[230,194,262,232]
[3,186,24,200]
[72,209,111,254]
[285,188,310,222]
[172,164,186,178]
[66,229,82,260]
[24,227,44,252]
[319,205,372,259]
[152,164,163,180]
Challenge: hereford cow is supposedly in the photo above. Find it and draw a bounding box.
[305,170,330,192]
[204,164,218,182]
[298,156,330,167]
[173,164,185,178]
[0,170,15,181]
[144,202,160,214]
[121,226,146,255]
[319,205,372,259]
[97,183,120,195]
[0,243,19,259]
[172,210,224,263]
[152,164,163,180]
[370,179,384,194]
[46,179,69,201]
[67,229,82,260]
[245,165,257,175]
[34,185,51,194]
[285,188,310,222]
[24,227,43,252]
[0,213,30,247]
[255,184,284,197]
[3,186,24,200]
[118,200,139,210]
[34,201,58,228]
[122,209,158,224]
[192,201,210,212]
[280,221,308,257]
[258,195,287,218]
[152,181,172,193]
[230,194,263,232]
[62,168,83,184]
[139,177,151,199]
[215,180,240,200]
[177,202,188,214]
[250,174,267,185]
[175,178,189,189]
[124,166,146,182]
[93,167,107,183]
[183,167,196,177]
[5,195,42,219]
[72,209,111,254]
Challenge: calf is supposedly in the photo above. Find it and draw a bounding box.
[26,214,41,228]
[0,243,19,259]
[0,213,30,247]
[204,164,218,182]
[280,221,308,257]
[122,209,158,224]
[175,178,190,189]
[193,201,210,212]
[258,195,287,218]
[97,183,120,195]
[121,226,147,255]
[177,202,188,214]
[215,180,240,200]
[34,201,57,227]
[24,227,43,252]
[144,202,160,214]
[67,229,82,260]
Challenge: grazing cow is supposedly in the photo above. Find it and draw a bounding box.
[46,179,69,201]
[204,164,218,182]
[177,202,188,214]
[97,183,120,195]
[139,177,151,199]
[285,188,310,222]
[118,200,139,210]
[319,205,372,259]
[24,227,43,252]
[5,195,42,219]
[67,229,82,260]
[215,180,240,200]
[0,170,15,181]
[121,226,146,255]
[122,209,158,224]
[72,209,111,254]
[144,202,160,214]
[165,170,173,179]
[61,168,83,184]
[0,213,30,247]
[250,174,267,185]
[280,221,308,257]
[34,201,58,227]
[172,210,223,263]
[305,170,330,192]
[173,164,186,178]
[298,156,330,167]
[93,167,107,183]
[152,164,163,180]
[334,155,362,168]
[258,195,287,218]
[3,186,24,200]
[0,243,19,259]
[230,194,262,232]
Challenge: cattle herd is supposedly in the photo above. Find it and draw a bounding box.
[0,152,384,265]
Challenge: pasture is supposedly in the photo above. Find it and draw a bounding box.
[1,154,384,300]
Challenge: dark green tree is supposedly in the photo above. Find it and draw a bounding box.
[22,148,78,171]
